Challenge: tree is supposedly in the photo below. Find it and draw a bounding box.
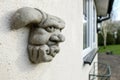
[99,19,120,48]
[100,20,110,48]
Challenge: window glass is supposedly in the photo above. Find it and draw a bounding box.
[93,7,96,42]
[83,0,89,49]
[83,18,88,49]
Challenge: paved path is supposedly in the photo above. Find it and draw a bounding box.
[98,53,120,80]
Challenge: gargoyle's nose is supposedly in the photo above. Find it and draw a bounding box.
[50,34,65,42]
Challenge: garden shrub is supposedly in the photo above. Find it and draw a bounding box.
[107,32,115,45]
[98,33,104,46]
[116,29,120,44]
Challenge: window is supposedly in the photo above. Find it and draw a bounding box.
[83,0,97,65]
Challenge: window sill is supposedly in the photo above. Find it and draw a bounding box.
[83,48,98,65]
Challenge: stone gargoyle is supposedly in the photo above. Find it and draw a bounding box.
[12,7,65,64]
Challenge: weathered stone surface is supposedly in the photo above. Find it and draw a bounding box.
[12,7,43,29]
[12,7,65,64]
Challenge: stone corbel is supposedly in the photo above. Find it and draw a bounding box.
[12,7,65,64]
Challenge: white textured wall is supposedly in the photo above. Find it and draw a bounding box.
[0,0,97,80]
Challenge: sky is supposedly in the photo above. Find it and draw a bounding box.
[111,0,120,21]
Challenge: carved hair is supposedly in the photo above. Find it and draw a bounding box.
[12,7,44,29]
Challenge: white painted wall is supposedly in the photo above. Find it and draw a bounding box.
[0,0,97,80]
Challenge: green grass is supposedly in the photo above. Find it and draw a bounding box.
[98,45,120,55]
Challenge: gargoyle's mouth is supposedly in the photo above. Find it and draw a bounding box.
[47,41,59,46]
[28,44,60,63]
[46,45,60,57]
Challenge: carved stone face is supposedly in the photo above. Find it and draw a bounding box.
[28,15,65,63]
[12,7,65,64]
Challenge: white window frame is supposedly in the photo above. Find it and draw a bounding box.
[83,0,97,58]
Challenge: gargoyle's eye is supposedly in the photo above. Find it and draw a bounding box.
[45,26,56,32]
